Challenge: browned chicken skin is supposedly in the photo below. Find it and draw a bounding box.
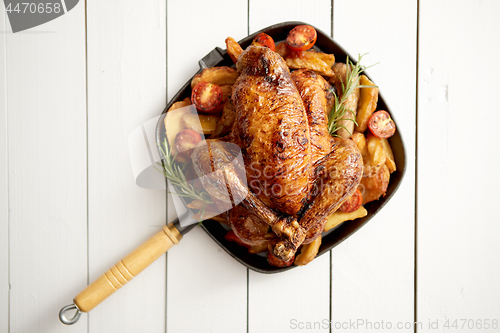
[299,138,363,231]
[291,69,335,164]
[231,46,312,217]
[191,140,306,258]
[228,204,270,247]
[192,45,363,262]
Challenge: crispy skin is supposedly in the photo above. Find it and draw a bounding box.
[191,140,306,261]
[231,45,311,217]
[229,204,269,246]
[191,46,367,263]
[303,216,327,244]
[291,69,335,164]
[299,138,364,231]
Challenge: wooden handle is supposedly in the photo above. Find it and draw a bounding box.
[73,223,182,313]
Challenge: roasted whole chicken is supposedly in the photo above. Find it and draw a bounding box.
[192,45,364,262]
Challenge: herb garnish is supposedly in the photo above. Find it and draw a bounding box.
[328,54,376,136]
[157,138,213,219]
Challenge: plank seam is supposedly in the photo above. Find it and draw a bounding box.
[3,8,11,333]
[246,268,249,333]
[330,6,333,332]
[84,0,90,331]
[246,5,250,333]
[329,251,332,333]
[165,1,169,333]
[414,0,420,332]
[246,4,250,333]
[330,0,334,39]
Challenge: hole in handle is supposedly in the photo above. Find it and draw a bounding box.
[59,303,82,325]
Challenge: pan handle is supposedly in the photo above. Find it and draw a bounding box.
[59,221,182,325]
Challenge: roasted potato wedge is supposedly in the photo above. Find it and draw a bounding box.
[275,41,289,58]
[324,206,368,232]
[191,66,239,89]
[351,132,367,159]
[225,37,244,64]
[355,75,379,132]
[167,97,191,112]
[314,51,335,68]
[359,164,390,204]
[183,113,220,136]
[219,84,232,104]
[286,49,335,76]
[366,134,387,176]
[380,138,396,173]
[294,236,322,266]
[212,99,236,138]
[164,101,194,155]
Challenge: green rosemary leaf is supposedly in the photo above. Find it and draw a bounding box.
[328,53,374,137]
[156,138,213,207]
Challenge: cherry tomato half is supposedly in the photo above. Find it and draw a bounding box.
[191,81,223,114]
[286,25,317,51]
[339,189,363,213]
[174,129,202,163]
[252,32,275,51]
[368,110,396,139]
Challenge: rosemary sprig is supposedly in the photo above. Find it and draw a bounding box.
[328,53,376,137]
[156,137,213,206]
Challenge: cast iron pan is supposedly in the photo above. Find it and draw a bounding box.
[59,21,406,324]
[155,21,407,274]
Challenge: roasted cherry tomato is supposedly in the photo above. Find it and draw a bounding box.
[252,32,275,51]
[191,81,223,114]
[286,25,317,51]
[267,251,294,267]
[339,189,363,213]
[225,230,250,248]
[174,129,202,163]
[368,110,396,139]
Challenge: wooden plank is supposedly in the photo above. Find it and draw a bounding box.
[247,2,332,333]
[417,1,500,331]
[249,255,331,332]
[248,0,332,35]
[0,7,9,333]
[166,0,249,100]
[165,2,248,332]
[4,5,88,333]
[331,1,416,331]
[86,0,167,331]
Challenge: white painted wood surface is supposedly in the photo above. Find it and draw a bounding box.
[417,1,500,332]
[86,0,167,331]
[2,3,88,333]
[247,3,333,332]
[330,1,416,332]
[2,1,499,332]
[165,2,248,332]
[1,8,9,333]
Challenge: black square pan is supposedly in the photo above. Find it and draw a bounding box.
[156,21,406,273]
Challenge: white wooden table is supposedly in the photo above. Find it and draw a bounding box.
[1,1,499,332]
